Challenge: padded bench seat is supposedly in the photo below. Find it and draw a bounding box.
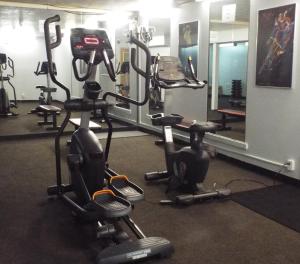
[69,118,101,130]
[37,105,61,113]
[36,105,62,130]
[217,109,246,130]
[67,118,102,145]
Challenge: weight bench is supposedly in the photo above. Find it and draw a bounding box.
[67,118,102,145]
[37,105,61,130]
[217,109,246,130]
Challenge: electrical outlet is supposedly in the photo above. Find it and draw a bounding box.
[286,159,295,171]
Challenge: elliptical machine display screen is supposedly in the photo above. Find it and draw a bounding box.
[71,28,114,65]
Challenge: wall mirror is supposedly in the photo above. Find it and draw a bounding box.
[147,18,171,116]
[114,24,131,110]
[207,0,250,142]
[0,6,112,137]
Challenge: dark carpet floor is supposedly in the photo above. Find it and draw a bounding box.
[0,135,299,264]
[232,184,300,233]
[0,102,130,137]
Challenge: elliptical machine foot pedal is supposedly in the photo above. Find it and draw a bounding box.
[92,190,132,218]
[96,237,174,264]
[108,176,144,203]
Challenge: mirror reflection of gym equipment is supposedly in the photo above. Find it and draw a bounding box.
[207,0,249,142]
[115,48,130,109]
[0,53,18,117]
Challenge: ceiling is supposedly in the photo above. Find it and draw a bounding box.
[1,0,193,10]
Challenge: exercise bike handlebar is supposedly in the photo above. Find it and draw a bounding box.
[34,62,41,76]
[187,56,206,87]
[44,15,70,100]
[153,55,206,90]
[103,34,151,106]
[7,57,15,78]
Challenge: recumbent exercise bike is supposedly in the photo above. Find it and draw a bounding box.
[44,15,173,264]
[145,55,231,205]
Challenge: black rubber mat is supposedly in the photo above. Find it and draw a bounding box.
[232,184,300,233]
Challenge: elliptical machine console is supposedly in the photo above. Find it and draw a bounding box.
[45,15,173,264]
[71,28,116,82]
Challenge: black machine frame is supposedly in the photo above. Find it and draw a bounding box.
[44,15,173,264]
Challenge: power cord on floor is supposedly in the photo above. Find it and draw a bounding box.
[224,178,271,189]
[224,163,287,189]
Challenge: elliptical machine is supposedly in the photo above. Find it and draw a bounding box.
[45,15,173,264]
[145,55,231,205]
[29,61,58,114]
[0,53,18,117]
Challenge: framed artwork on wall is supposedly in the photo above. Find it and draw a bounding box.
[256,4,296,87]
[178,21,199,77]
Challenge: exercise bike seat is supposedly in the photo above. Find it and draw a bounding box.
[0,76,9,81]
[36,85,57,93]
[92,189,132,219]
[190,122,219,134]
[109,176,144,203]
[151,113,184,126]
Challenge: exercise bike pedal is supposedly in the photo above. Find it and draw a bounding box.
[108,175,144,203]
[92,189,132,219]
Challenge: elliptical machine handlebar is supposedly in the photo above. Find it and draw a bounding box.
[7,57,14,78]
[44,15,70,100]
[72,56,94,82]
[103,33,151,106]
[102,48,116,82]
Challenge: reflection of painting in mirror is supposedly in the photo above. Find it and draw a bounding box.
[256,4,295,87]
[207,0,250,142]
[115,48,130,109]
[178,21,198,76]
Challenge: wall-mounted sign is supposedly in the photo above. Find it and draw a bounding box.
[222,4,236,23]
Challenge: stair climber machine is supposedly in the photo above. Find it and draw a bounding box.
[44,15,173,264]
[30,61,59,114]
[0,53,18,117]
[145,55,231,205]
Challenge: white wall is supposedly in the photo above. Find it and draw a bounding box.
[149,46,170,56]
[161,0,300,180]
[210,27,249,43]
[0,34,49,101]
[165,1,210,122]
[245,0,300,179]
[205,0,300,180]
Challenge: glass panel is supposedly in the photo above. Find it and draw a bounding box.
[148,18,171,116]
[208,0,250,142]
[115,48,130,109]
